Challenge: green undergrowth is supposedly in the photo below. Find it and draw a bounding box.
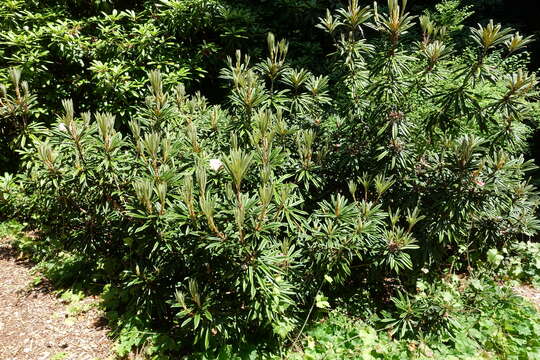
[197,279,540,360]
[3,220,540,359]
[284,284,540,360]
[0,219,25,241]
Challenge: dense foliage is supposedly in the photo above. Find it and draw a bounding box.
[0,0,337,172]
[1,0,540,357]
[0,0,332,116]
[286,279,540,360]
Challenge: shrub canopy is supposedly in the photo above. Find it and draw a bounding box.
[1,0,539,355]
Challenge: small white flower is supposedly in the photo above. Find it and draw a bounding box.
[473,178,485,187]
[209,158,223,171]
[421,267,429,274]
[58,123,68,132]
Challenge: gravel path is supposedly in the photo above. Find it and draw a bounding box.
[0,238,114,360]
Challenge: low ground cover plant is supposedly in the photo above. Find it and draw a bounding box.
[1,0,540,357]
[281,278,540,360]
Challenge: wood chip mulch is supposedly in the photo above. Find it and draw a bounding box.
[513,284,540,311]
[0,238,114,360]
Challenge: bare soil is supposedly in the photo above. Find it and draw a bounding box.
[0,237,114,360]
